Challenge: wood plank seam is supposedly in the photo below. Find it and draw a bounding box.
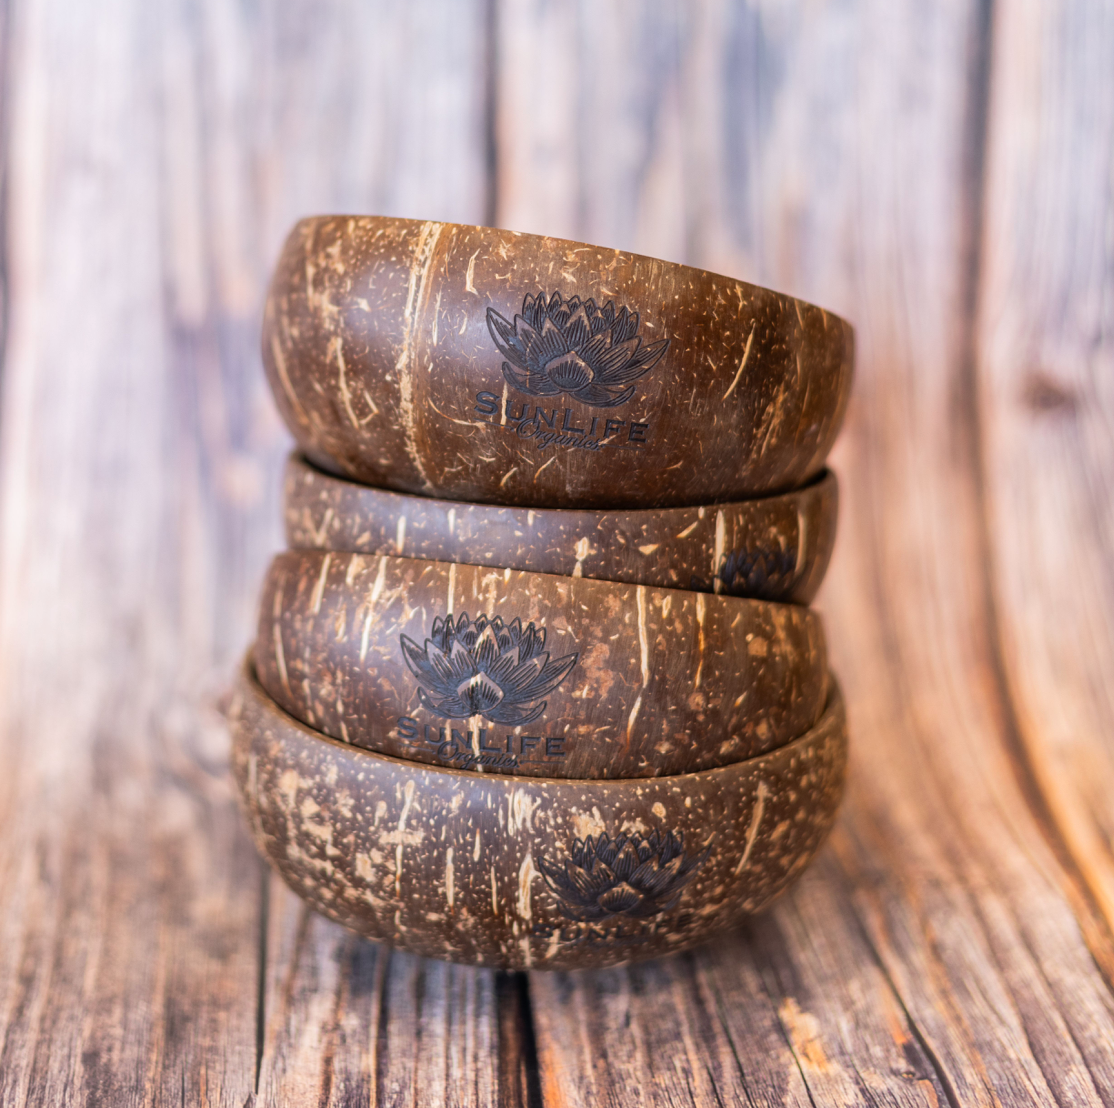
[503,972,543,1108]
[312,935,355,1108]
[254,865,270,1097]
[373,945,393,1101]
[482,0,499,227]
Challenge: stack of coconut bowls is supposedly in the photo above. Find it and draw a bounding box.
[230,216,854,971]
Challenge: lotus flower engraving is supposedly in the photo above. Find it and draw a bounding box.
[540,830,711,922]
[717,547,798,598]
[486,291,669,409]
[400,613,578,726]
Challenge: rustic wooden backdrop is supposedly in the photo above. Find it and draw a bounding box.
[2,0,1113,1104]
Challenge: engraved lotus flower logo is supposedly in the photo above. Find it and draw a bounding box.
[718,547,798,598]
[400,613,578,726]
[486,291,669,409]
[540,830,711,922]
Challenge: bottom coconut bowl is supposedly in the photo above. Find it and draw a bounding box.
[230,658,848,971]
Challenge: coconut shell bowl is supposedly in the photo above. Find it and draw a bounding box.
[254,550,829,779]
[263,216,853,509]
[231,657,848,971]
[283,454,838,604]
[234,212,854,971]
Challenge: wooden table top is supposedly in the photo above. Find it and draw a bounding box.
[2,1,1113,1104]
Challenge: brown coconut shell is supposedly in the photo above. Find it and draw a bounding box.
[230,658,848,970]
[284,453,838,605]
[262,216,853,509]
[253,550,828,779]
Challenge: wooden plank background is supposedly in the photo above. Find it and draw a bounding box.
[1,0,1112,1103]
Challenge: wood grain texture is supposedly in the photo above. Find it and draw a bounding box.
[978,0,1114,964]
[0,2,262,1102]
[0,0,514,1104]
[501,1,1114,1104]
[3,0,1114,1102]
[530,856,958,1108]
[255,881,517,1107]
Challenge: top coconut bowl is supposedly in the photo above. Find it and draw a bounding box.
[263,216,854,509]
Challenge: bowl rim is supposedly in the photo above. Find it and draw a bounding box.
[235,653,844,789]
[283,213,853,324]
[286,451,838,519]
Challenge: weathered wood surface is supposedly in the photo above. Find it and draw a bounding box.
[2,0,1114,1104]
[512,2,1114,1105]
[978,0,1114,960]
[0,1,507,1105]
